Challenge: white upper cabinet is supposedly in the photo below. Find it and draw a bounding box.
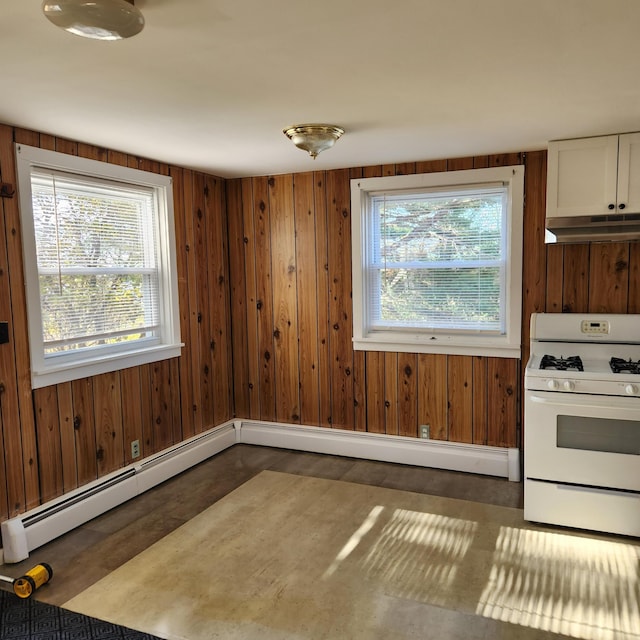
[547,133,640,219]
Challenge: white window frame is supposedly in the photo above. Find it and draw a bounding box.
[16,144,183,389]
[351,166,524,358]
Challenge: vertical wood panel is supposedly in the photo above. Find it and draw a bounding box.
[71,378,97,486]
[472,357,488,445]
[55,137,77,156]
[253,177,276,421]
[0,125,40,511]
[395,162,416,175]
[418,354,447,440]
[384,352,398,435]
[33,386,63,502]
[170,166,195,438]
[588,243,629,313]
[447,356,473,443]
[326,169,354,429]
[293,172,320,425]
[447,157,474,171]
[93,372,123,477]
[170,358,182,445]
[56,383,76,492]
[193,172,214,428]
[561,244,590,312]
[14,129,40,147]
[206,175,231,424]
[0,204,27,515]
[241,177,261,419]
[120,367,143,466]
[545,245,564,312]
[365,352,385,434]
[183,169,204,433]
[352,351,367,432]
[139,365,154,456]
[487,358,518,447]
[415,159,447,174]
[150,361,173,452]
[226,179,250,417]
[269,175,300,422]
[521,150,547,355]
[489,152,523,167]
[314,171,332,427]
[397,353,417,438]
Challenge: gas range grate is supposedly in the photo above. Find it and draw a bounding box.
[539,355,584,371]
[610,357,640,374]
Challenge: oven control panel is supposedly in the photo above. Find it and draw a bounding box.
[580,320,609,335]
[525,376,640,396]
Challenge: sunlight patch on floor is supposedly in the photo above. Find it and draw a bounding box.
[476,526,640,640]
[338,507,479,606]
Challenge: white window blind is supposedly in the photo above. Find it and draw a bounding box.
[31,170,162,356]
[367,185,507,333]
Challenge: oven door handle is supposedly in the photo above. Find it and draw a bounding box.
[528,393,639,410]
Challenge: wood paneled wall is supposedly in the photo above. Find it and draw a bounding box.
[1,124,639,525]
[0,125,232,522]
[227,150,640,450]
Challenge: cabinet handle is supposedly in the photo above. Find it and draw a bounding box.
[608,203,615,210]
[619,203,626,210]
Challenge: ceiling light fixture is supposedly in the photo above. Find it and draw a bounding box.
[42,0,144,41]
[283,124,344,159]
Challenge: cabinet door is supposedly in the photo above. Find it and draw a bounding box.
[546,136,619,218]
[616,132,640,214]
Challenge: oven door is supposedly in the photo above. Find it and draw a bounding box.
[524,391,640,492]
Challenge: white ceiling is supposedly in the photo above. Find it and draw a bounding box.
[4,1,640,178]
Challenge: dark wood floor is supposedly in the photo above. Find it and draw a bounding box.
[3,445,524,606]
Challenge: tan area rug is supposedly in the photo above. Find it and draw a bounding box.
[64,471,640,640]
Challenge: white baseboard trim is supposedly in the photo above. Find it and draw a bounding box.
[1,418,519,563]
[237,420,520,482]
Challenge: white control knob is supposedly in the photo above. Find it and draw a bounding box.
[625,384,638,395]
[547,379,559,390]
[563,380,575,391]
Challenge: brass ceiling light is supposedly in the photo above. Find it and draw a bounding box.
[283,124,344,159]
[42,0,144,41]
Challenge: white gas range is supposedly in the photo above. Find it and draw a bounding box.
[524,313,640,537]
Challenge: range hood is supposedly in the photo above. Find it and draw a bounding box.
[545,212,640,243]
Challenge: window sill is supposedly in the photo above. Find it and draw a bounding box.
[31,343,184,389]
[353,335,521,359]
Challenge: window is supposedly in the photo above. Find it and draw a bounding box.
[351,166,524,358]
[16,144,182,388]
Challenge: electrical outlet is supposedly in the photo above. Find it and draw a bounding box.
[420,424,430,439]
[131,440,140,459]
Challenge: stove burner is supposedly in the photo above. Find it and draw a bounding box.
[610,357,640,375]
[540,355,584,371]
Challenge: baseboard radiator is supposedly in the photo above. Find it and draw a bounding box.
[1,422,237,563]
[237,421,520,482]
[1,419,519,563]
